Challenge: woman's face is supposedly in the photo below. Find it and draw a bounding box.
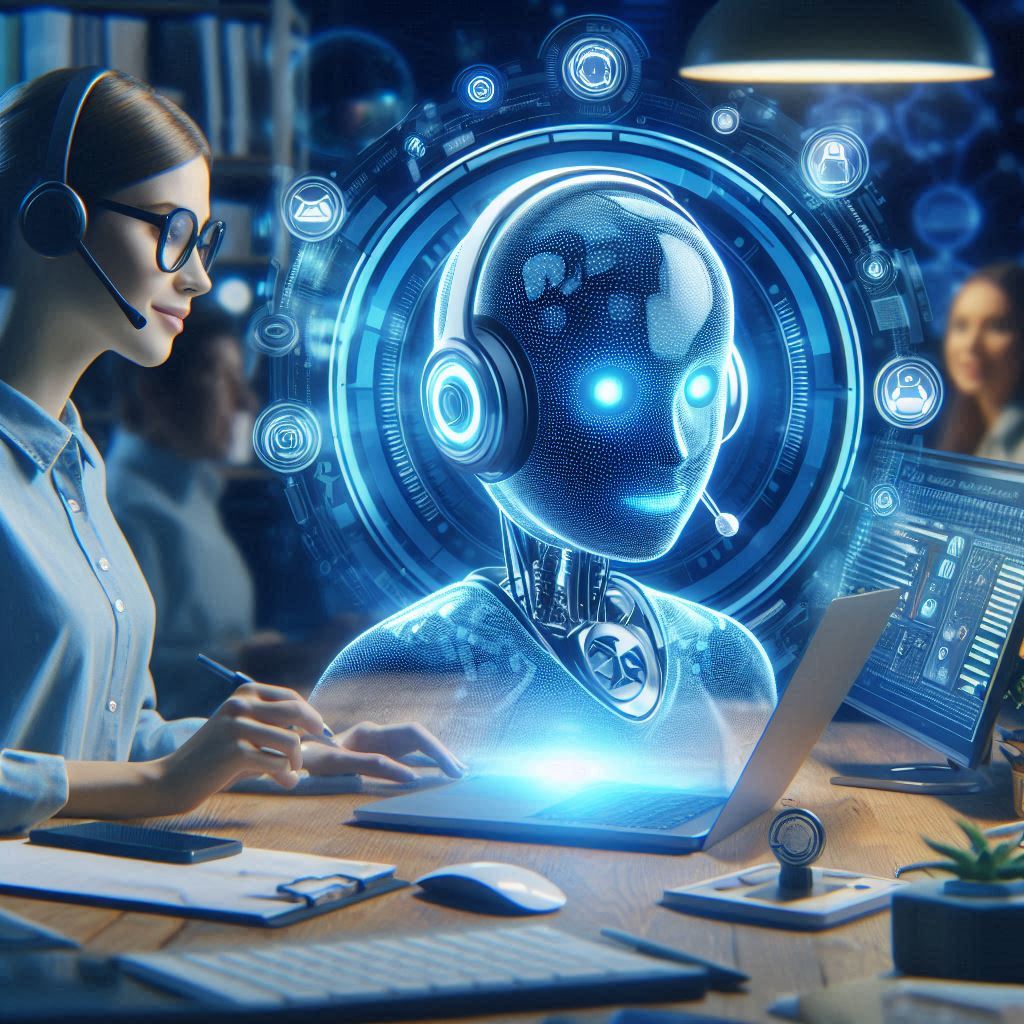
[77,155,213,366]
[944,278,1023,408]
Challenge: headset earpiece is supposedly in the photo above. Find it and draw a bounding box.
[19,66,107,259]
[421,166,684,479]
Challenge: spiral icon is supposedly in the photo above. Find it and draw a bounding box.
[253,402,322,474]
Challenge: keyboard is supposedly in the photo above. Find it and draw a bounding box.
[118,925,705,1016]
[531,784,724,831]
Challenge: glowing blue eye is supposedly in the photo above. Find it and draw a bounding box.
[684,367,718,408]
[592,375,625,408]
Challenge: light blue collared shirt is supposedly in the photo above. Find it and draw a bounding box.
[0,378,204,834]
[106,429,256,719]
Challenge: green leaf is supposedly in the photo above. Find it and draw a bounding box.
[996,865,1024,880]
[991,839,1020,866]
[958,820,990,856]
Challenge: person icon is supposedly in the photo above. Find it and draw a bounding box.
[312,169,776,789]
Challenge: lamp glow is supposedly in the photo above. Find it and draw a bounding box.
[593,375,624,408]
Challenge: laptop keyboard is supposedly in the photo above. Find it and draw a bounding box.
[530,785,724,831]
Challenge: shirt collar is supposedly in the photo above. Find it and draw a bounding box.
[0,378,95,474]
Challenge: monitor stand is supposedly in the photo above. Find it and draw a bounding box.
[830,760,985,795]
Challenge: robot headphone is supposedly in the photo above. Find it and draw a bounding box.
[18,66,146,329]
[420,166,680,481]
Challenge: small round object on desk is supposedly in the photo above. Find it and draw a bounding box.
[768,807,826,867]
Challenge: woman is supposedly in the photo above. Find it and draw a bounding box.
[0,67,463,835]
[937,262,1024,462]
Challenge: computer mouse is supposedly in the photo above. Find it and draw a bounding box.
[414,861,567,915]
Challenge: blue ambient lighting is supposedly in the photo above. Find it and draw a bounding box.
[684,367,718,407]
[593,374,625,408]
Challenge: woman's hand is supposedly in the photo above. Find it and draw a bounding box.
[300,721,468,783]
[153,680,330,814]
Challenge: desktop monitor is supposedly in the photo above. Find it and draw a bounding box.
[833,445,1024,794]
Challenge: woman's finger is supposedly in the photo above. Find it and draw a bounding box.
[231,680,306,704]
[357,722,466,778]
[230,718,304,771]
[227,696,326,739]
[311,747,416,783]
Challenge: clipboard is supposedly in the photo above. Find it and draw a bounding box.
[0,839,407,928]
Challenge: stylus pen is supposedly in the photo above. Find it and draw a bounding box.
[600,927,749,990]
[196,653,335,742]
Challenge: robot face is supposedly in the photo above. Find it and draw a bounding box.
[465,179,733,560]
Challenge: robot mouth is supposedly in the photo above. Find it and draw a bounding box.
[623,490,684,514]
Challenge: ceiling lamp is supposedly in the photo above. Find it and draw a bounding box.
[680,0,993,83]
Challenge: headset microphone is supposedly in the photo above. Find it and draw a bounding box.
[700,490,739,537]
[18,67,147,330]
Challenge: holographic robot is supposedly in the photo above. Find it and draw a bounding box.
[313,169,777,787]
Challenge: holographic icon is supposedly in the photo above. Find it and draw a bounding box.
[873,357,944,430]
[454,65,506,111]
[404,135,427,159]
[921,598,938,620]
[561,36,627,100]
[937,558,956,580]
[281,175,345,242]
[800,127,869,199]
[249,313,299,357]
[947,536,965,557]
[858,250,894,287]
[253,401,322,474]
[710,105,740,135]
[869,484,900,517]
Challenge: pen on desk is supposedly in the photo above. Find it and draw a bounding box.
[196,653,335,742]
[600,927,749,990]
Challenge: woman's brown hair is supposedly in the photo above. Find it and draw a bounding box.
[0,67,210,281]
[935,262,1024,454]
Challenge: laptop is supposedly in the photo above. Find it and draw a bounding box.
[355,588,900,852]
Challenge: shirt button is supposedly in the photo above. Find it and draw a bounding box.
[98,558,110,572]
[107,700,118,713]
[66,498,81,513]
[114,599,126,613]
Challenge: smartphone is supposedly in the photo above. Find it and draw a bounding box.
[28,822,242,864]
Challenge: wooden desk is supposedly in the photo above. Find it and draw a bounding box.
[3,719,1019,1023]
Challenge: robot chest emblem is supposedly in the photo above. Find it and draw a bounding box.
[572,621,662,719]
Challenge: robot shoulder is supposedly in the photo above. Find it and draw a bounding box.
[643,588,777,707]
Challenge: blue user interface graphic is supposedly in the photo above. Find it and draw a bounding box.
[843,447,1024,767]
[561,37,626,100]
[711,105,740,135]
[454,65,506,111]
[253,402,323,474]
[282,175,345,242]
[873,357,944,430]
[801,127,870,199]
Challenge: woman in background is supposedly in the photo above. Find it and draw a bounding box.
[0,67,462,835]
[937,262,1024,462]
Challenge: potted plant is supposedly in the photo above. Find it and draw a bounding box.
[892,820,1024,982]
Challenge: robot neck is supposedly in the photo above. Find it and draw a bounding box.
[499,513,611,633]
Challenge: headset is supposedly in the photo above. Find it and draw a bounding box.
[18,66,146,329]
[421,165,743,535]
[420,167,682,481]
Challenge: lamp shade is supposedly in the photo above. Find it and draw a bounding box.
[681,0,993,83]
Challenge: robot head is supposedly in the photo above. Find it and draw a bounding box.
[423,169,734,562]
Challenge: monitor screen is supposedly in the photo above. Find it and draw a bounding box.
[841,446,1024,767]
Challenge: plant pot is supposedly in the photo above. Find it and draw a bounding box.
[891,878,1024,982]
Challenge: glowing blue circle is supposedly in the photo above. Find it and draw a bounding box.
[593,375,624,408]
[404,135,427,159]
[873,357,944,430]
[427,360,483,449]
[912,185,982,253]
[281,174,345,243]
[684,367,718,408]
[870,484,900,517]
[711,105,740,135]
[800,126,869,199]
[455,65,506,111]
[249,312,299,357]
[253,402,322,473]
[561,36,626,100]
[858,251,894,286]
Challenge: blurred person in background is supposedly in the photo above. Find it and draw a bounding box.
[937,262,1024,463]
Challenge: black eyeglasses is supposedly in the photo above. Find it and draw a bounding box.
[94,199,226,274]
